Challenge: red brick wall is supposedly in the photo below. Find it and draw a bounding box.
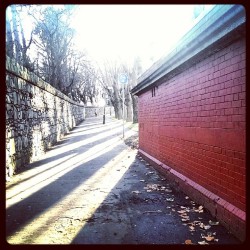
[138,38,246,212]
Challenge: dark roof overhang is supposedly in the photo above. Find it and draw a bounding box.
[131,5,246,96]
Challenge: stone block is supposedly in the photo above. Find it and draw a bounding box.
[13,92,18,105]
[9,138,15,155]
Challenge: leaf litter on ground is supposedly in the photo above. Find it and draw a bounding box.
[166,198,174,202]
[209,220,219,226]
[131,190,141,194]
[185,239,193,245]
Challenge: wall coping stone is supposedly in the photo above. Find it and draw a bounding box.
[131,4,245,95]
[6,56,85,107]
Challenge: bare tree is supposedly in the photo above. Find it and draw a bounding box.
[6,5,101,106]
[6,10,14,58]
[131,57,143,123]
[118,58,142,123]
[95,60,123,119]
[120,63,133,122]
[95,58,142,122]
[68,60,99,105]
[6,5,34,70]
[10,5,22,62]
[32,6,76,89]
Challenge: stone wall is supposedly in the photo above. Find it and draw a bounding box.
[6,57,85,180]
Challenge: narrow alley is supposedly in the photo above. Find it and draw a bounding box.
[6,116,240,244]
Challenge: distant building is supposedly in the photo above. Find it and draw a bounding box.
[131,5,246,241]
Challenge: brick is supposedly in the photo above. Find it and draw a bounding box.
[231,55,241,64]
[232,114,245,122]
[231,85,242,94]
[225,94,234,102]
[216,102,231,109]
[231,100,242,108]
[232,158,245,168]
[234,151,245,160]
[224,108,233,115]
[238,92,245,100]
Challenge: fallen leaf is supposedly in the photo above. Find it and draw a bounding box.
[204,225,211,230]
[200,223,211,230]
[180,214,188,218]
[132,191,141,194]
[199,205,203,210]
[204,236,214,242]
[185,196,189,199]
[214,239,219,242]
[182,218,190,222]
[140,180,145,182]
[198,241,209,245]
[189,226,195,231]
[180,206,186,209]
[143,210,162,213]
[193,220,202,225]
[185,239,193,245]
[178,210,187,214]
[165,189,172,193]
[166,198,174,202]
[209,220,219,226]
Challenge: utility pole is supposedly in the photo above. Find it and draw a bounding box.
[122,85,125,138]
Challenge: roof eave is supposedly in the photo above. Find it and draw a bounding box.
[131,5,246,96]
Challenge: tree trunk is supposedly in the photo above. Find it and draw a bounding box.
[114,105,118,119]
[126,94,133,122]
[113,104,122,120]
[132,94,138,123]
[112,81,123,120]
[117,101,123,120]
[6,13,14,58]
[11,5,22,63]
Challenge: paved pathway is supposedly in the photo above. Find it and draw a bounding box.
[6,116,240,244]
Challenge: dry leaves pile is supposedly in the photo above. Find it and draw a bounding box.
[133,156,222,245]
[180,203,220,245]
[144,183,172,193]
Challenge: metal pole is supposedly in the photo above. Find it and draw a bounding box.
[103,106,105,124]
[122,85,125,138]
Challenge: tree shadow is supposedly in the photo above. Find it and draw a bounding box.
[6,120,124,190]
[71,156,241,245]
[6,140,127,240]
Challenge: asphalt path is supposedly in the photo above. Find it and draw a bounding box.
[6,116,240,244]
